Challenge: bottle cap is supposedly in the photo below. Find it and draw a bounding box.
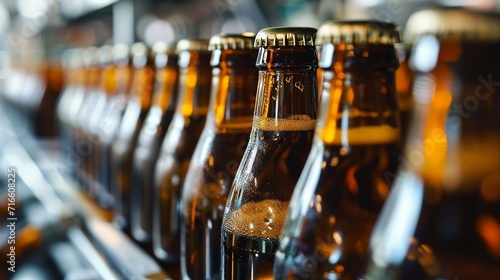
[254,27,317,47]
[130,42,150,68]
[113,43,130,67]
[152,41,177,69]
[316,20,401,45]
[405,8,500,43]
[98,45,114,67]
[176,38,210,52]
[209,33,256,50]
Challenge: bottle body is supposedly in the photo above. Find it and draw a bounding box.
[95,63,132,209]
[274,137,400,279]
[221,35,319,279]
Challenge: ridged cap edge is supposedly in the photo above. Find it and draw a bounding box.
[316,20,401,45]
[254,27,317,47]
[209,33,256,50]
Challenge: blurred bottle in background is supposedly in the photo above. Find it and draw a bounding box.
[57,48,83,160]
[180,33,258,280]
[73,46,101,188]
[131,41,180,247]
[274,20,402,279]
[153,38,212,266]
[84,45,117,202]
[111,42,156,232]
[78,46,106,189]
[95,44,133,210]
[34,59,64,138]
[221,27,318,279]
[367,8,500,280]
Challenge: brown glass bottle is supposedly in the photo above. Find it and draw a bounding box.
[57,49,83,156]
[366,9,500,280]
[95,44,133,209]
[84,45,118,201]
[180,33,258,280]
[78,46,110,191]
[63,48,90,180]
[111,42,155,231]
[153,39,212,263]
[273,21,402,280]
[131,42,179,245]
[153,39,212,265]
[221,27,318,280]
[395,42,413,146]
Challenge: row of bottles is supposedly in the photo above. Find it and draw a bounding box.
[47,7,500,280]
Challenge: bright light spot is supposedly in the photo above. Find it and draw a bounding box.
[332,232,342,245]
[0,4,9,31]
[17,0,50,19]
[411,35,439,73]
[144,19,175,46]
[370,170,424,267]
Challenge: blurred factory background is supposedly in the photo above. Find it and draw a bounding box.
[0,0,498,75]
[0,0,499,279]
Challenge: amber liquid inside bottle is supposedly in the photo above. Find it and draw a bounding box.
[153,49,212,264]
[221,43,318,279]
[84,61,117,199]
[181,47,258,279]
[274,132,401,279]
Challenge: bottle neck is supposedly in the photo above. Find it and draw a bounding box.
[130,64,155,109]
[176,50,212,118]
[317,43,400,146]
[100,65,117,97]
[207,49,258,131]
[86,67,101,89]
[253,46,318,126]
[152,56,179,112]
[115,65,132,97]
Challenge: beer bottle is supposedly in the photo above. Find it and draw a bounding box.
[84,45,117,201]
[273,20,402,279]
[180,33,258,280]
[73,46,101,187]
[221,27,318,279]
[153,39,211,264]
[131,41,179,245]
[63,48,90,180]
[57,48,83,155]
[367,9,500,279]
[111,42,155,231]
[95,44,133,209]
